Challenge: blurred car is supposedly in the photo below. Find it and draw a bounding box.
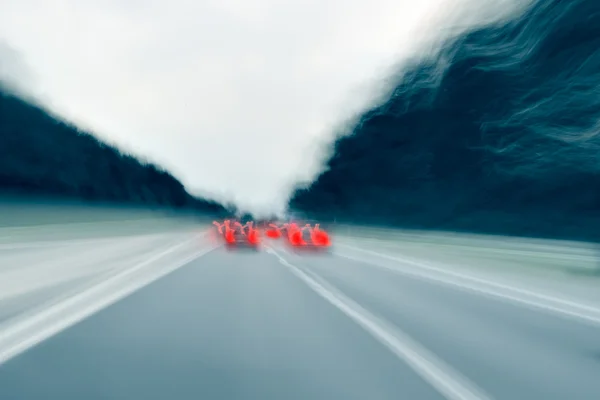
[214,219,261,251]
[286,222,331,251]
[224,228,260,251]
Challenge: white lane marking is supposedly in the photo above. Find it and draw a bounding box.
[335,244,600,326]
[0,236,162,250]
[266,247,491,400]
[0,234,197,301]
[0,238,120,250]
[0,239,215,365]
[336,237,596,262]
[0,217,212,232]
[334,227,592,249]
[0,230,211,250]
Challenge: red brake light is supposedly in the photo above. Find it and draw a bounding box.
[312,230,330,246]
[248,230,260,244]
[266,229,280,238]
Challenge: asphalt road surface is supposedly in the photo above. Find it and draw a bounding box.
[1,225,600,400]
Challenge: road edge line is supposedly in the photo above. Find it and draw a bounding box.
[0,240,215,365]
[266,246,491,400]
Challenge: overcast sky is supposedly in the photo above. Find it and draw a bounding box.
[0,0,527,215]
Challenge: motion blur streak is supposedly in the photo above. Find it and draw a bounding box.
[0,239,213,365]
[289,0,600,242]
[268,247,491,400]
[0,0,533,215]
[1,206,600,398]
[334,242,600,326]
[2,0,600,398]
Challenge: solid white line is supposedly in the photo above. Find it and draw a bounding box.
[337,237,595,262]
[0,217,205,231]
[0,236,153,251]
[0,231,211,250]
[0,240,215,365]
[266,247,491,400]
[335,244,600,326]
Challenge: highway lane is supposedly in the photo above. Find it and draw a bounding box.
[334,236,600,310]
[1,238,599,399]
[287,247,600,399]
[0,246,444,400]
[0,232,206,323]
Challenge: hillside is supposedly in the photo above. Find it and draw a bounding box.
[0,87,225,214]
[290,0,600,242]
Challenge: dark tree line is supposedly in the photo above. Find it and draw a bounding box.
[290,0,600,242]
[0,88,226,215]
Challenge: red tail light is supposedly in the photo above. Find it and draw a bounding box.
[312,231,331,247]
[248,230,260,244]
[266,229,280,238]
[289,230,306,246]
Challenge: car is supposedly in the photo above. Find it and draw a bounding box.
[224,226,260,251]
[285,222,332,252]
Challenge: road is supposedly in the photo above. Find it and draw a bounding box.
[1,223,600,399]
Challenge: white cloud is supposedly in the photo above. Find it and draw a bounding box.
[0,0,529,215]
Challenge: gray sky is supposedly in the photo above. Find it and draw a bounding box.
[0,0,527,215]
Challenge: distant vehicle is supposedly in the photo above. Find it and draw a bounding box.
[224,228,260,251]
[214,220,260,251]
[213,218,330,251]
[285,222,331,251]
